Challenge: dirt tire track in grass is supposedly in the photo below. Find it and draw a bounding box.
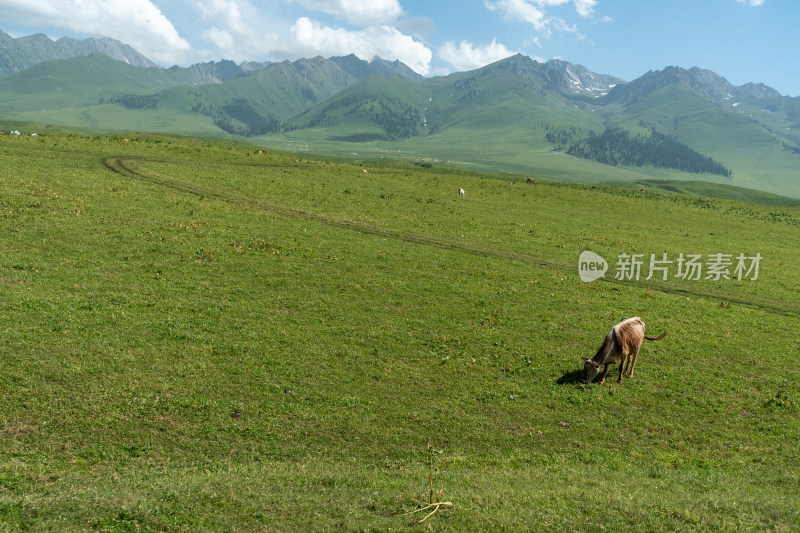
[101,156,548,263]
[100,156,798,317]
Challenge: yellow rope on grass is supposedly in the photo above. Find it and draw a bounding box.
[402,502,454,523]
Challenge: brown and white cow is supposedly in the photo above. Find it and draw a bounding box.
[580,317,666,384]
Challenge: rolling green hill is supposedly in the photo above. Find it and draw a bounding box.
[0,53,422,137]
[0,54,201,112]
[182,57,366,135]
[598,71,800,196]
[274,75,430,141]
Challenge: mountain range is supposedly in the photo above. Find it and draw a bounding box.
[0,29,155,76]
[1,30,798,198]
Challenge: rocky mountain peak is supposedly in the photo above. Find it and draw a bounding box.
[543,59,624,97]
[0,29,154,79]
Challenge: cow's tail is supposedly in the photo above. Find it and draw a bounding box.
[644,332,667,341]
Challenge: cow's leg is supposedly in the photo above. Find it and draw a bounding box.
[618,355,627,383]
[628,347,641,377]
[599,363,609,385]
[620,354,630,380]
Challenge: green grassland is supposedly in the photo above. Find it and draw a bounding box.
[600,179,800,207]
[1,131,799,531]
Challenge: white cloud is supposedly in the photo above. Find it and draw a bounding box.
[286,0,403,26]
[737,0,765,5]
[196,0,281,62]
[438,39,516,71]
[573,0,597,17]
[486,0,548,31]
[485,0,598,38]
[290,17,432,75]
[188,1,430,72]
[202,27,236,54]
[198,0,249,37]
[0,0,191,64]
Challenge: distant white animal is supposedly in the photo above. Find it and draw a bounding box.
[362,169,368,174]
[458,188,465,198]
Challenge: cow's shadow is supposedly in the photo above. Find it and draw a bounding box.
[556,369,584,385]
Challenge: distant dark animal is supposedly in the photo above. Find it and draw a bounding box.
[526,177,535,184]
[580,317,666,384]
[458,188,465,198]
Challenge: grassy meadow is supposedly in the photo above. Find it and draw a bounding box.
[1,131,799,531]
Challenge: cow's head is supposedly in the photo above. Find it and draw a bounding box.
[580,359,601,384]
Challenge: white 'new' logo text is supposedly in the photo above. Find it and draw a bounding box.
[579,251,608,282]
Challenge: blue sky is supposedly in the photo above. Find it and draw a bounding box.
[0,0,796,95]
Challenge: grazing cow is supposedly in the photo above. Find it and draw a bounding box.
[526,177,535,184]
[458,188,466,198]
[580,317,666,384]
